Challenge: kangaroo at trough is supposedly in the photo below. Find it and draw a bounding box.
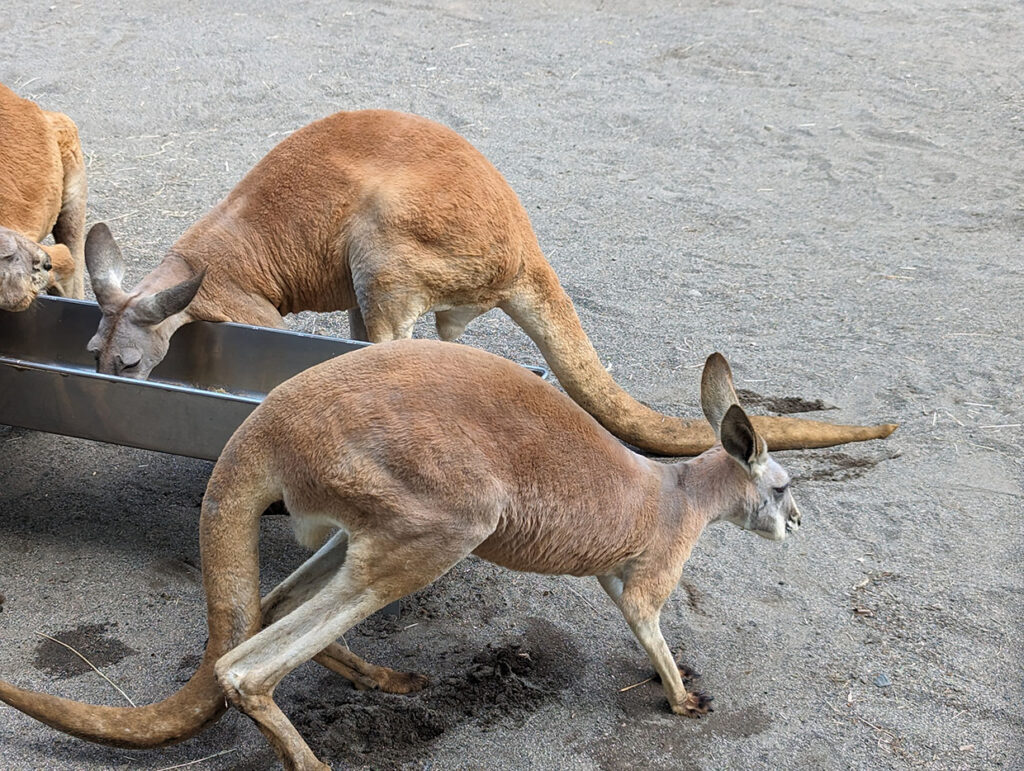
[83,109,895,455]
[0,343,802,770]
[0,81,87,310]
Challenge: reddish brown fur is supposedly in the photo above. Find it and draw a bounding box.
[0,343,804,769]
[171,111,529,323]
[86,110,895,453]
[0,82,86,309]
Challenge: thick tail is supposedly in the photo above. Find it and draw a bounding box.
[0,439,272,748]
[501,261,897,456]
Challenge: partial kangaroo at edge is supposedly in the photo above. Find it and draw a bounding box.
[0,343,804,769]
[0,81,87,310]
[84,109,896,454]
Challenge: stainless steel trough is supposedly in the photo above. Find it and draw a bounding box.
[0,296,548,461]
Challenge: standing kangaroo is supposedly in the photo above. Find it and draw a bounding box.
[0,81,87,310]
[0,344,802,770]
[84,109,894,455]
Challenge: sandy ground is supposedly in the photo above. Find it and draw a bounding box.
[1,1,1022,769]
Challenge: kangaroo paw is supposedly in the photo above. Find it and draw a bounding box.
[374,669,430,695]
[314,642,428,694]
[671,690,714,717]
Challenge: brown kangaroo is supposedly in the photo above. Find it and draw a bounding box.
[0,81,87,310]
[0,344,802,769]
[83,109,894,455]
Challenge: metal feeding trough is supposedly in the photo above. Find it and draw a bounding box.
[0,295,548,460]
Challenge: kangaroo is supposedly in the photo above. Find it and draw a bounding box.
[0,81,87,310]
[83,109,895,455]
[1,344,801,770]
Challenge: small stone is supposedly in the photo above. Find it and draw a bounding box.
[873,673,892,688]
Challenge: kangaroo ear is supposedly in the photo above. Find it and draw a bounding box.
[85,223,127,307]
[132,270,206,325]
[701,352,740,440]
[721,404,768,476]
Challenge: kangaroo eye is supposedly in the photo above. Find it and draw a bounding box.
[773,484,790,496]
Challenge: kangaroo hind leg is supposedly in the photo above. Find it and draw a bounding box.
[347,306,369,341]
[45,111,86,298]
[260,530,427,694]
[349,235,428,343]
[215,532,481,770]
[435,304,488,342]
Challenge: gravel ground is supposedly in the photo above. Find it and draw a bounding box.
[1,1,1021,769]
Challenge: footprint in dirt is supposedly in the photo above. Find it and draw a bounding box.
[292,617,581,770]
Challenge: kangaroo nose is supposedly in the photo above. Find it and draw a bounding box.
[115,348,143,372]
[785,502,802,535]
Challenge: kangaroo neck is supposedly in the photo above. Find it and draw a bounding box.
[133,251,194,296]
[169,199,353,320]
[674,448,744,529]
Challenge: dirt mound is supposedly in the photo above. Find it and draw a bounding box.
[735,388,837,414]
[795,451,898,483]
[292,618,580,769]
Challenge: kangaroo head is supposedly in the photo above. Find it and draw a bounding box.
[84,223,204,379]
[701,353,801,541]
[0,227,53,312]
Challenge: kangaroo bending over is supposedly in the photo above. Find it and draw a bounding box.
[0,81,87,310]
[84,109,894,455]
[1,343,802,769]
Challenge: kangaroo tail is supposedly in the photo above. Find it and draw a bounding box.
[0,438,273,748]
[501,260,897,456]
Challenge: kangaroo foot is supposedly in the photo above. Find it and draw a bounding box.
[372,668,430,694]
[670,689,714,717]
[314,641,428,694]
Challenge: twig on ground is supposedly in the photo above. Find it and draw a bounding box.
[34,631,136,707]
[104,210,139,223]
[152,748,237,770]
[562,581,604,615]
[618,676,654,692]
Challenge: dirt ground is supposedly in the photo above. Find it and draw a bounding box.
[1,1,1022,769]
